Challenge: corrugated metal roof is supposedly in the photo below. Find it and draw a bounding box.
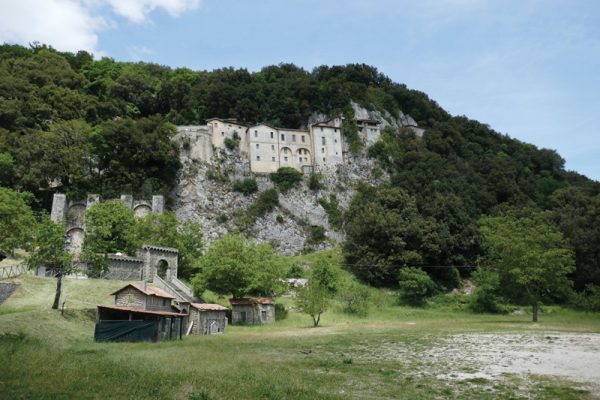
[190,303,228,311]
[110,283,176,299]
[97,305,186,317]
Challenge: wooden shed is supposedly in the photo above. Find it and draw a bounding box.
[230,298,275,325]
[94,283,187,342]
[188,303,228,335]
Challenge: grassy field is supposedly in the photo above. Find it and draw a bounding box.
[1,274,600,399]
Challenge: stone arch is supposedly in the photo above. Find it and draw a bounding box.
[67,203,86,226]
[133,204,152,218]
[157,259,169,279]
[139,245,179,282]
[279,147,293,165]
[296,148,311,165]
[66,228,85,259]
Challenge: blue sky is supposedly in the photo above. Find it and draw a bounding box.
[2,0,599,180]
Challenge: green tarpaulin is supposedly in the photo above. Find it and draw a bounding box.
[94,321,158,342]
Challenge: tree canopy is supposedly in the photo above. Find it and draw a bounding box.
[478,213,575,321]
[191,234,285,298]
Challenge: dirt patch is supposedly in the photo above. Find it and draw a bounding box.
[428,333,600,387]
[0,282,18,304]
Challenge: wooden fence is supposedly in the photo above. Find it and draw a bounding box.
[0,264,28,279]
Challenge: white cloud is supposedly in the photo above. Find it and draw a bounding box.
[0,0,201,55]
[0,0,105,53]
[105,0,201,23]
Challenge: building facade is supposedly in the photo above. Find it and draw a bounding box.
[177,116,360,174]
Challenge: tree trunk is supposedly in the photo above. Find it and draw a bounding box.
[532,302,538,322]
[52,273,64,310]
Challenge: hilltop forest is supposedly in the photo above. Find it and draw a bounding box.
[1,43,600,296]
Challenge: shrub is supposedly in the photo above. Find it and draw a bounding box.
[318,194,342,230]
[270,167,303,192]
[469,268,508,314]
[274,303,288,320]
[232,178,258,195]
[308,225,326,244]
[216,213,228,224]
[276,214,284,223]
[572,284,600,312]
[248,189,279,217]
[340,281,371,317]
[287,263,305,278]
[308,172,324,191]
[224,137,238,151]
[397,267,436,306]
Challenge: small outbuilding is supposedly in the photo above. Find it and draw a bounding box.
[94,283,187,342]
[189,303,228,335]
[230,298,275,325]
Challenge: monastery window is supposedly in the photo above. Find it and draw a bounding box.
[322,137,326,145]
[334,139,338,143]
[221,132,225,136]
[292,134,296,142]
[271,145,275,151]
[299,157,302,162]
[334,128,337,132]
[323,158,326,162]
[321,148,325,153]
[256,156,260,161]
[320,127,323,132]
[256,143,259,149]
[272,157,276,161]
[254,130,258,137]
[284,156,288,162]
[270,132,274,139]
[281,134,285,141]
[301,135,305,143]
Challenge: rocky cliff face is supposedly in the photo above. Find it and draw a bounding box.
[174,104,421,253]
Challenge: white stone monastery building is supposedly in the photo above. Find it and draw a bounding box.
[176,115,378,174]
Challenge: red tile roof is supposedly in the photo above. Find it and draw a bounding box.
[190,303,228,311]
[97,305,186,317]
[110,283,175,299]
[229,297,274,305]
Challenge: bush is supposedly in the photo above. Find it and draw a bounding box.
[224,137,238,151]
[572,284,600,312]
[318,194,342,230]
[270,167,303,192]
[340,281,371,317]
[308,172,323,191]
[274,303,288,320]
[397,267,436,306]
[248,189,279,217]
[469,268,508,314]
[232,178,258,195]
[276,214,284,223]
[308,225,326,244]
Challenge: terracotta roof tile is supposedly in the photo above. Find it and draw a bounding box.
[190,303,228,311]
[229,297,274,305]
[110,283,176,299]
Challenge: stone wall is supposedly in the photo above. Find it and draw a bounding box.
[115,287,146,308]
[231,303,275,325]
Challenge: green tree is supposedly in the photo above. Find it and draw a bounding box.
[0,152,15,187]
[26,215,73,309]
[343,185,449,286]
[479,213,575,321]
[296,282,330,327]
[191,234,284,298]
[0,188,35,255]
[397,267,436,306]
[81,201,137,272]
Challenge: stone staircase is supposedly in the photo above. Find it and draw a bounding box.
[153,275,200,304]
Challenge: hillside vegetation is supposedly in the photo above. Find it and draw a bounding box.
[1,43,600,294]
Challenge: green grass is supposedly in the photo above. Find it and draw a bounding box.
[1,275,599,399]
